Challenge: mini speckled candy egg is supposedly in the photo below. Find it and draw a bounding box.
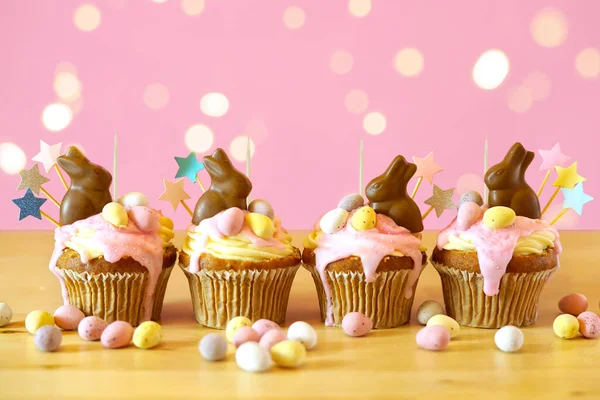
[456,202,484,230]
[232,327,261,348]
[117,192,149,208]
[101,321,134,349]
[553,314,580,339]
[457,190,483,209]
[270,340,307,368]
[102,202,129,228]
[133,321,162,349]
[53,305,85,331]
[416,325,450,351]
[417,300,445,325]
[78,316,108,341]
[226,316,253,343]
[25,310,55,334]
[350,206,377,231]
[577,311,600,339]
[199,333,228,361]
[217,207,245,236]
[252,319,280,338]
[482,206,516,230]
[338,193,364,212]
[235,342,272,373]
[341,312,373,337]
[494,326,524,353]
[34,325,63,352]
[287,321,317,350]
[0,303,13,327]
[248,199,275,220]
[427,315,460,339]
[558,293,588,316]
[259,329,287,350]
[128,207,159,232]
[245,213,276,239]
[319,208,349,234]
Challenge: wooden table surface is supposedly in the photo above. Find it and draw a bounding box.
[1,231,599,399]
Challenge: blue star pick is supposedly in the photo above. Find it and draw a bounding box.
[12,188,47,221]
[174,153,205,182]
[561,183,594,216]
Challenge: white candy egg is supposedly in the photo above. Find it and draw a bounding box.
[0,303,13,327]
[287,321,318,350]
[235,342,272,373]
[319,208,349,235]
[117,192,149,208]
[494,325,524,353]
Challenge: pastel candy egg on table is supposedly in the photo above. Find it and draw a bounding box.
[416,300,445,325]
[232,327,261,348]
[270,340,307,368]
[25,310,55,334]
[426,315,460,338]
[341,312,373,337]
[577,311,600,339]
[456,202,484,230]
[199,333,228,361]
[128,207,160,232]
[235,342,272,373]
[338,193,364,212]
[457,190,483,209]
[78,316,108,341]
[102,202,129,228]
[133,321,163,349]
[252,319,280,338]
[248,199,275,220]
[34,325,63,352]
[319,208,349,234]
[53,305,85,330]
[226,316,253,343]
[558,293,588,316]
[482,206,516,230]
[217,207,245,236]
[117,192,149,208]
[553,314,580,339]
[101,321,134,349]
[259,329,286,350]
[287,321,317,350]
[494,326,524,353]
[0,303,13,327]
[245,213,276,239]
[416,325,450,351]
[350,206,377,231]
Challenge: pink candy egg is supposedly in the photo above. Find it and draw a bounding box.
[129,207,160,232]
[259,329,286,350]
[577,311,600,338]
[416,325,451,351]
[457,202,483,230]
[54,305,85,331]
[232,327,260,348]
[101,321,134,349]
[78,316,108,341]
[218,207,245,236]
[341,312,373,337]
[558,293,588,316]
[252,319,280,338]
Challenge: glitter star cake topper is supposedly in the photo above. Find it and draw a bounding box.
[423,185,456,219]
[12,189,48,221]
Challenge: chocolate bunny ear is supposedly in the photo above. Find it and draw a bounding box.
[210,148,232,164]
[63,146,87,161]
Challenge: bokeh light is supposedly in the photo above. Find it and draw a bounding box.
[185,124,214,153]
[531,8,568,48]
[143,83,170,110]
[54,62,77,75]
[68,96,85,116]
[42,103,73,132]
[348,0,371,18]
[394,48,424,77]
[0,142,26,175]
[200,92,229,117]
[472,50,510,90]
[575,48,600,79]
[181,0,205,16]
[74,4,101,32]
[507,86,533,113]
[344,89,369,114]
[283,6,305,30]
[523,71,551,101]
[330,50,354,75]
[152,0,169,3]
[54,72,82,102]
[363,112,386,135]
[230,136,256,162]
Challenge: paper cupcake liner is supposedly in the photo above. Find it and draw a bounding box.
[180,264,300,329]
[432,262,558,328]
[55,266,173,326]
[304,264,419,329]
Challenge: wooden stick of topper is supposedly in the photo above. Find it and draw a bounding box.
[537,143,570,197]
[40,210,60,227]
[540,162,585,217]
[483,136,488,201]
[359,139,364,197]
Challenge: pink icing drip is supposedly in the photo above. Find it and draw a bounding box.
[313,212,424,326]
[436,208,562,296]
[49,212,164,322]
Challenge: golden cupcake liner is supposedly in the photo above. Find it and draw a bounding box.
[304,264,420,329]
[55,266,174,326]
[180,263,300,329]
[432,262,558,328]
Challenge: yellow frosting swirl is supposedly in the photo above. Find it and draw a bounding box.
[443,229,555,255]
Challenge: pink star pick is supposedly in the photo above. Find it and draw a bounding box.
[412,152,443,184]
[32,141,63,172]
[158,178,191,210]
[538,143,570,171]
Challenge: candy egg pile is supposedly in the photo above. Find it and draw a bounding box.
[211,200,278,239]
[554,293,600,340]
[416,300,445,325]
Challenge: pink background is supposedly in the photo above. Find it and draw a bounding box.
[1,0,598,230]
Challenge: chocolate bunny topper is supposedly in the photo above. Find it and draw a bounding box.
[192,148,253,225]
[366,155,424,233]
[58,146,113,226]
[485,142,541,219]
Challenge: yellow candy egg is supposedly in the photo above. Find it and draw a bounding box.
[245,213,275,239]
[102,202,129,228]
[25,310,55,334]
[133,321,163,349]
[226,316,252,343]
[483,206,516,230]
[159,216,174,230]
[350,206,377,231]
[270,340,307,368]
[553,314,580,339]
[426,314,460,339]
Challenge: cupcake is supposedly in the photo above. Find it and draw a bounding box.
[432,142,562,328]
[48,147,176,326]
[179,148,301,329]
[303,155,427,329]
